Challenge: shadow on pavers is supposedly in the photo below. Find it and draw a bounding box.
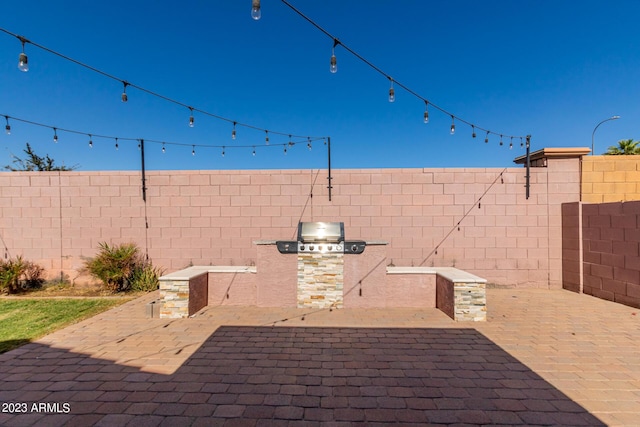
[0,327,605,426]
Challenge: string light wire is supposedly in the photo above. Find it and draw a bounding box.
[0,27,326,144]
[1,113,326,155]
[278,0,528,143]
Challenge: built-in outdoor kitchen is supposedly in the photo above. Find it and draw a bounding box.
[158,222,487,321]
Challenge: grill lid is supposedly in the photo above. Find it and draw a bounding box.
[298,222,344,243]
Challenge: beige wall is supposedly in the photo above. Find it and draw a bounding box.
[0,160,581,288]
[582,156,640,202]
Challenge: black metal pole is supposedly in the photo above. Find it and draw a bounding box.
[140,139,147,203]
[525,135,531,200]
[327,136,333,202]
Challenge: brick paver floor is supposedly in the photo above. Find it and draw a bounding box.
[1,289,639,426]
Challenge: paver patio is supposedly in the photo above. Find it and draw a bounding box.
[1,289,639,426]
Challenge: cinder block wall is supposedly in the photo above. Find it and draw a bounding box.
[582,156,640,202]
[561,202,582,293]
[0,159,580,288]
[581,201,640,308]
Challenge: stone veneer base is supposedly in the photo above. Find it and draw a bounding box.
[297,252,344,309]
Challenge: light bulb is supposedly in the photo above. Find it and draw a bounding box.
[307,138,312,150]
[192,145,195,156]
[265,130,269,145]
[232,122,237,140]
[222,147,225,157]
[251,0,261,20]
[88,135,93,148]
[423,102,429,123]
[18,52,28,72]
[53,128,58,143]
[520,137,524,148]
[5,117,10,135]
[284,146,287,155]
[115,138,119,150]
[472,125,476,138]
[509,137,513,149]
[121,81,128,102]
[450,117,455,135]
[388,79,395,103]
[162,143,166,153]
[17,37,28,72]
[485,131,489,143]
[500,135,503,146]
[189,109,195,127]
[252,147,256,156]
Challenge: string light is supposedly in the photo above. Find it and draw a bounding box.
[265,130,269,145]
[499,135,503,146]
[5,116,11,134]
[17,36,28,72]
[423,101,429,124]
[192,145,195,156]
[307,138,312,150]
[121,81,128,102]
[252,146,256,156]
[509,137,513,150]
[2,112,326,160]
[251,0,261,20]
[0,28,327,149]
[232,122,236,140]
[221,146,225,157]
[450,116,455,135]
[188,107,195,127]
[283,145,287,154]
[485,131,489,143]
[330,39,339,73]
[520,137,524,148]
[277,1,529,146]
[472,125,476,138]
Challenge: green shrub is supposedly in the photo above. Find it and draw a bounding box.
[84,242,162,292]
[0,256,45,294]
[130,262,163,292]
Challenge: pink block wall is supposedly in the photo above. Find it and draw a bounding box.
[561,202,582,293]
[0,161,581,288]
[581,201,640,308]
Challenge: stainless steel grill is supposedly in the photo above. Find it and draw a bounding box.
[298,221,344,253]
[276,221,366,254]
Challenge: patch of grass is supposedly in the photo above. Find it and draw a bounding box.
[0,298,130,354]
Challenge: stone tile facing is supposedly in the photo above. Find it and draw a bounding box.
[453,282,487,321]
[159,279,189,319]
[298,252,344,309]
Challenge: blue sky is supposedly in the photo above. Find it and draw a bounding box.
[1,0,638,171]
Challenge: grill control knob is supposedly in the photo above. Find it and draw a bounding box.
[327,245,333,251]
[351,244,358,252]
[336,245,342,252]
[300,245,305,251]
[318,245,323,252]
[309,245,315,251]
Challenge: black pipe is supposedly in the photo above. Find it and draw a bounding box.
[327,136,333,202]
[525,135,531,199]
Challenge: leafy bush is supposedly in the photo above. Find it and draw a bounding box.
[84,242,163,292]
[130,262,163,292]
[0,256,45,294]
